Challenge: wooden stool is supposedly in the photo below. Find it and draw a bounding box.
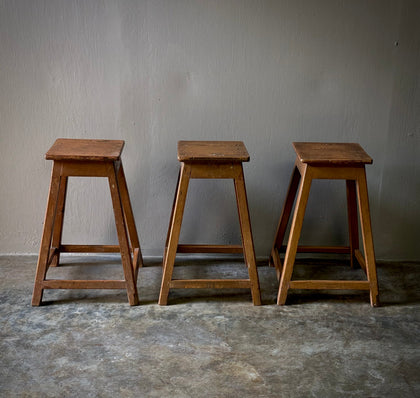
[270,142,379,306]
[32,138,142,306]
[159,141,261,305]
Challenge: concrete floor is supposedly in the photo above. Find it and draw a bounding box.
[0,255,419,397]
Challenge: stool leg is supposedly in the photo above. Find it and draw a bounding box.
[346,180,359,269]
[163,169,181,268]
[159,163,191,305]
[117,164,143,275]
[108,163,139,306]
[278,166,313,305]
[270,163,301,279]
[356,168,379,307]
[32,163,61,306]
[234,165,261,306]
[50,176,68,267]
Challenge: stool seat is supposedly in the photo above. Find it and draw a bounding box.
[270,142,379,306]
[178,141,250,162]
[159,140,261,305]
[32,138,142,306]
[46,138,124,161]
[293,142,372,165]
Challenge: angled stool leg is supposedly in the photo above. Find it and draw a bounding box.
[108,163,139,306]
[117,164,143,275]
[270,162,301,278]
[346,179,359,269]
[356,168,379,306]
[163,169,181,268]
[159,163,191,305]
[234,164,261,306]
[277,166,313,305]
[32,163,61,306]
[50,176,68,267]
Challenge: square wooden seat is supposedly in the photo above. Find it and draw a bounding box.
[270,142,379,306]
[32,139,142,306]
[159,141,261,305]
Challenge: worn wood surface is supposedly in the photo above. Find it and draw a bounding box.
[293,142,373,165]
[46,138,124,161]
[178,141,250,162]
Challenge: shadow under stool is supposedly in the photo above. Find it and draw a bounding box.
[32,138,143,306]
[159,141,261,305]
[270,142,379,306]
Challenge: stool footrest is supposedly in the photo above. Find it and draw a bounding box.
[42,279,126,289]
[60,245,121,253]
[280,245,351,254]
[170,279,251,289]
[289,280,370,290]
[177,244,243,254]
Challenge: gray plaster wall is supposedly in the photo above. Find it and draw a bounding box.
[0,0,419,260]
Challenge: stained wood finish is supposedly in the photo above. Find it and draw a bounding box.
[269,162,301,271]
[46,138,124,161]
[293,246,351,254]
[107,162,139,305]
[159,163,191,305]
[50,176,68,267]
[355,167,379,305]
[178,141,250,162]
[233,164,261,305]
[117,163,144,273]
[159,141,261,305]
[59,244,121,253]
[277,164,313,306]
[288,280,370,290]
[32,163,62,305]
[270,142,379,306]
[170,279,252,289]
[177,244,244,253]
[293,142,372,165]
[42,280,127,289]
[32,139,142,306]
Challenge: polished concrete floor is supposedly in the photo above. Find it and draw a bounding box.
[1,255,419,397]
